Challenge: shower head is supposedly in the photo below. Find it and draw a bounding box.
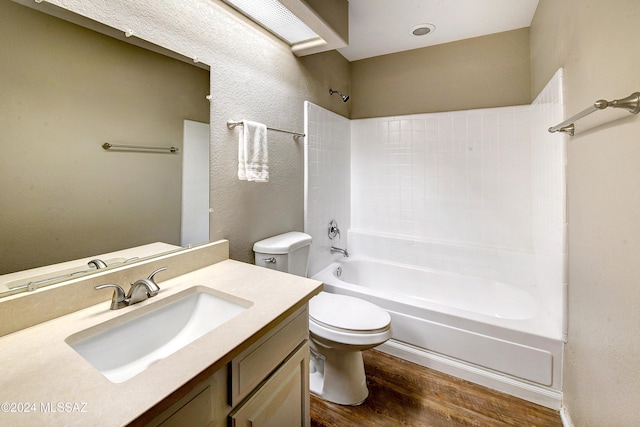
[329,89,349,102]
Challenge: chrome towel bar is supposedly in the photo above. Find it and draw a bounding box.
[102,143,179,153]
[227,119,305,139]
[548,92,640,136]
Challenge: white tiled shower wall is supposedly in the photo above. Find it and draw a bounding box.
[352,105,532,249]
[350,105,536,285]
[529,69,567,327]
[305,70,566,326]
[304,102,351,276]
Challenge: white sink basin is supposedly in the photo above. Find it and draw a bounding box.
[66,286,252,383]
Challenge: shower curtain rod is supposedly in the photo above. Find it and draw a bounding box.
[227,119,305,139]
[548,91,640,136]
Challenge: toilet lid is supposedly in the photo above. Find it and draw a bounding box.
[309,292,391,332]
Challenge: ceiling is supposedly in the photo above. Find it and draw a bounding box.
[338,0,540,61]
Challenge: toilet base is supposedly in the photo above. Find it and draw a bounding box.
[309,343,369,405]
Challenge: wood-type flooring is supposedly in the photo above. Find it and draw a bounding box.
[310,349,562,427]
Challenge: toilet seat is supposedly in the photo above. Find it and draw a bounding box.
[309,292,391,346]
[310,292,390,331]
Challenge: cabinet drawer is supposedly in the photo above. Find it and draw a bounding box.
[230,305,308,406]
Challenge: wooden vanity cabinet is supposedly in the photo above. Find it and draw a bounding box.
[144,305,310,427]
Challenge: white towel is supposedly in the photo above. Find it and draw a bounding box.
[238,120,268,182]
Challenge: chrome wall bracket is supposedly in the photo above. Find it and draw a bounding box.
[556,124,575,136]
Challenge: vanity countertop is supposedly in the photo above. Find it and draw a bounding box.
[0,259,322,426]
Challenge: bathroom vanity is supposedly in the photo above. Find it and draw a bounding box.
[141,306,310,427]
[0,241,322,426]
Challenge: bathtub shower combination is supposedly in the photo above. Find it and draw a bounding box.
[304,70,567,409]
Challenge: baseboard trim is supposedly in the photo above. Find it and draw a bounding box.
[560,406,574,427]
[377,340,562,410]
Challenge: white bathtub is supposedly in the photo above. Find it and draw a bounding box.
[312,257,564,409]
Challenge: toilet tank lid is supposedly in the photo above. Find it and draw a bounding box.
[253,232,312,254]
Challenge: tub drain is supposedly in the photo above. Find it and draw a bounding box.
[335,266,342,277]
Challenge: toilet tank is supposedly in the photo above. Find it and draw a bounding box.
[253,232,312,277]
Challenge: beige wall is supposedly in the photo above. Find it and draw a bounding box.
[0,1,210,273]
[305,0,349,43]
[350,28,531,119]
[531,1,640,425]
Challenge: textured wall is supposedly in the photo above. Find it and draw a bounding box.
[19,0,351,264]
[351,28,531,119]
[531,0,640,425]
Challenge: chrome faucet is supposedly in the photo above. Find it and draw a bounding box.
[95,266,167,310]
[88,259,108,269]
[330,246,349,257]
[127,276,161,304]
[95,283,128,310]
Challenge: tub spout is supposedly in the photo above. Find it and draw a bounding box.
[330,246,349,257]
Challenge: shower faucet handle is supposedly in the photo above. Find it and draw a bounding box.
[328,219,341,240]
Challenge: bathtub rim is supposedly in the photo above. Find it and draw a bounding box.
[313,257,564,343]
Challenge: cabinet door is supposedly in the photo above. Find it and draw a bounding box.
[144,367,229,427]
[158,385,212,427]
[230,341,310,427]
[230,306,308,406]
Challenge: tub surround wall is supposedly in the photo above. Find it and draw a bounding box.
[304,102,351,277]
[350,105,535,283]
[349,70,566,338]
[304,71,564,330]
[529,70,567,336]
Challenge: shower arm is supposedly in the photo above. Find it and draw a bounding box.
[329,89,349,102]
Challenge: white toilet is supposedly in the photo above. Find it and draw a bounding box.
[254,231,392,406]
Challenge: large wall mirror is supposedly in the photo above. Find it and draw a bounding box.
[0,0,211,297]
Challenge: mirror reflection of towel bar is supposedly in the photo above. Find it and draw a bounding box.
[102,143,179,153]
